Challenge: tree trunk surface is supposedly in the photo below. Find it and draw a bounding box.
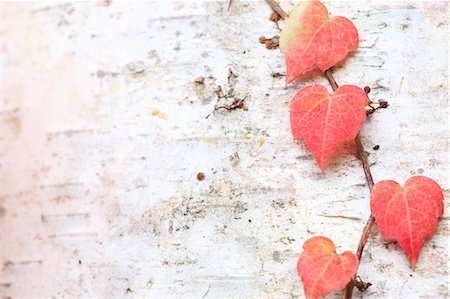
[1,1,448,298]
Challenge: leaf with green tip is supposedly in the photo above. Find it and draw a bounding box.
[280,0,358,84]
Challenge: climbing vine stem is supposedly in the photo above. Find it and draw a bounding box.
[265,0,288,19]
[325,68,376,299]
[264,1,378,298]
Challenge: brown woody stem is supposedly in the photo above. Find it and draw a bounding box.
[263,2,377,298]
[324,69,339,91]
[265,0,288,19]
[324,68,376,299]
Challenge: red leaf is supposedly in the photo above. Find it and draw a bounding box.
[370,176,444,267]
[290,84,367,170]
[297,236,358,299]
[280,0,358,84]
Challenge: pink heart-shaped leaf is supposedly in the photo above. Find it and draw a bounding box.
[297,236,358,299]
[290,84,367,170]
[280,0,359,84]
[370,176,444,267]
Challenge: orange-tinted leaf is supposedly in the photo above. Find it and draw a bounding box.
[280,0,358,84]
[297,236,358,299]
[370,176,444,267]
[290,84,367,170]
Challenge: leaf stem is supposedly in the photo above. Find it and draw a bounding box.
[324,69,339,91]
[324,68,376,299]
[354,134,374,190]
[265,0,288,19]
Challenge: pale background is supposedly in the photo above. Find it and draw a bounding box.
[1,1,449,298]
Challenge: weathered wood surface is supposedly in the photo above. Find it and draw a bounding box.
[1,1,448,298]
